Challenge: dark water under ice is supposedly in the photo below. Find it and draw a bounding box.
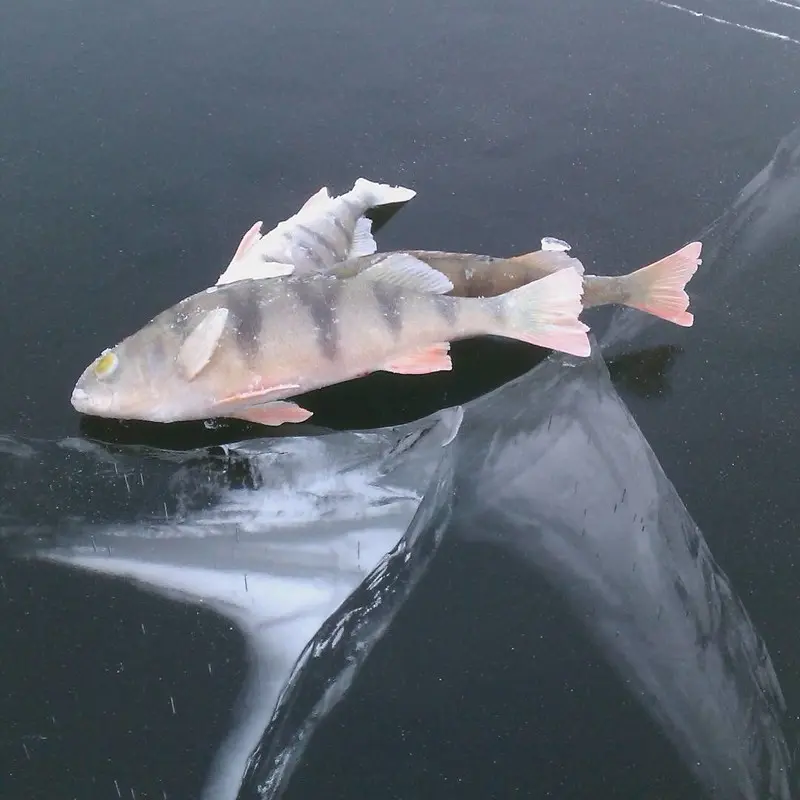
[2,0,800,797]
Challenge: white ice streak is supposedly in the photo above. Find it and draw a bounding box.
[643,0,800,44]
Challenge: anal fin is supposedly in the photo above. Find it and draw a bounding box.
[229,401,313,426]
[382,342,452,374]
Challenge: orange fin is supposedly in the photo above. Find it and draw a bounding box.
[217,383,301,407]
[382,342,452,374]
[493,269,591,358]
[621,242,702,327]
[229,401,313,426]
[231,221,263,261]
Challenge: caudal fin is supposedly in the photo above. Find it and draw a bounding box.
[621,242,702,326]
[351,177,417,207]
[494,268,592,358]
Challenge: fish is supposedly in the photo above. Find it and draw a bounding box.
[278,238,703,327]
[70,257,591,427]
[216,178,416,285]
[216,181,699,325]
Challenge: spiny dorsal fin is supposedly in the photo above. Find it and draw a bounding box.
[355,252,454,294]
[231,221,263,262]
[177,307,229,381]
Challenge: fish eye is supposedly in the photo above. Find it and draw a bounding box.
[93,349,119,379]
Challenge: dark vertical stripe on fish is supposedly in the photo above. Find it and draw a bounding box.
[332,215,350,240]
[292,278,340,360]
[226,281,264,360]
[371,282,404,338]
[299,243,330,270]
[297,224,337,259]
[282,228,328,270]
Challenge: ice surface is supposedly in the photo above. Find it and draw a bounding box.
[7,124,800,797]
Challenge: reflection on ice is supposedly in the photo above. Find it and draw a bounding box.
[0,408,461,800]
[454,344,793,800]
[238,450,453,799]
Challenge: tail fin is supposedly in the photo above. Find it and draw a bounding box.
[494,268,592,358]
[351,177,417,207]
[621,242,702,326]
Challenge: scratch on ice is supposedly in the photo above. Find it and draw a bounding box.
[644,0,800,44]
[759,0,800,12]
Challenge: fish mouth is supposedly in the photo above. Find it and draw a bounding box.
[70,385,113,416]
[70,384,189,424]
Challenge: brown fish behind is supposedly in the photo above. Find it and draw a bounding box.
[330,242,702,326]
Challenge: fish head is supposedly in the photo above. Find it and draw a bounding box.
[70,301,225,423]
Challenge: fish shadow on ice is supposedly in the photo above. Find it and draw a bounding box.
[76,337,680,451]
[363,200,410,234]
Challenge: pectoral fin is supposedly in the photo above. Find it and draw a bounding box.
[177,307,230,381]
[216,383,301,407]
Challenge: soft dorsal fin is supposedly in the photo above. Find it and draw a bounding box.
[355,253,454,294]
[349,215,378,258]
[297,186,331,214]
[177,307,230,381]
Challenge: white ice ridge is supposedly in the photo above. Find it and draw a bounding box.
[643,0,800,44]
[757,0,800,12]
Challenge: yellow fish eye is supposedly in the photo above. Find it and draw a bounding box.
[93,350,119,378]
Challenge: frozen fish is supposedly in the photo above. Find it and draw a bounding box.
[71,258,590,426]
[217,178,416,285]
